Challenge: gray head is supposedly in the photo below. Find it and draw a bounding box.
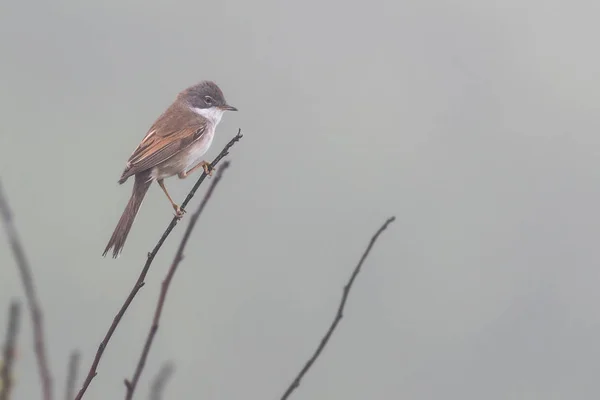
[179,80,237,112]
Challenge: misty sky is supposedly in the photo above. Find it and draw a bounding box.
[2,0,600,399]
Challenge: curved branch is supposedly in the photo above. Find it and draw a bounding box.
[280,216,396,400]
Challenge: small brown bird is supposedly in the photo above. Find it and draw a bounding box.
[103,81,237,258]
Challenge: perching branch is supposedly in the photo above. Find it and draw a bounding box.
[0,301,21,400]
[75,129,243,400]
[0,181,54,400]
[124,162,231,399]
[64,350,80,400]
[279,216,396,400]
[148,362,175,400]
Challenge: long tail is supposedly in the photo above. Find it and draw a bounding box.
[103,174,152,258]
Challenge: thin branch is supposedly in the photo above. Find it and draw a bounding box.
[75,129,243,400]
[279,216,396,400]
[0,182,53,400]
[148,362,175,400]
[64,351,80,400]
[0,301,21,400]
[124,162,232,399]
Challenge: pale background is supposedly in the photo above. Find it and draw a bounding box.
[1,0,600,399]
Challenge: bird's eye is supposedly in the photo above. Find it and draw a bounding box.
[204,96,213,105]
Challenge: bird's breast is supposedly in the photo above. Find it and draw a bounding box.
[184,125,215,169]
[151,124,216,180]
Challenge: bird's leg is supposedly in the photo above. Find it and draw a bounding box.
[178,160,215,179]
[157,179,185,219]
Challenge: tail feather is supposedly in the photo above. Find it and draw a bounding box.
[103,174,152,258]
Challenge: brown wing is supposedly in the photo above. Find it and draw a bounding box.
[119,102,207,183]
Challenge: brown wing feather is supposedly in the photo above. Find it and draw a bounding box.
[119,102,207,183]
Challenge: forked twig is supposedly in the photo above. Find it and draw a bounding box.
[74,130,242,400]
[124,162,231,399]
[280,216,396,400]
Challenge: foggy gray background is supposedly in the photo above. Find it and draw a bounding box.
[1,0,599,398]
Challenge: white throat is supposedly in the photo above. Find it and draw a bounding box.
[191,106,225,126]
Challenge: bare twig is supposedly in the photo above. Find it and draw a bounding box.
[64,351,80,400]
[148,362,174,400]
[280,216,396,400]
[124,162,232,399]
[0,301,21,400]
[75,130,243,400]
[0,182,53,400]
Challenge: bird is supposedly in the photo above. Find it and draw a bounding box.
[103,81,237,258]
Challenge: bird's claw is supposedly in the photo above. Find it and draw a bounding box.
[202,162,215,177]
[174,206,186,220]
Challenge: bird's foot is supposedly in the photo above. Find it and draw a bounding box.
[201,161,215,177]
[173,205,186,220]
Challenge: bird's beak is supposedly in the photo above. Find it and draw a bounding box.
[220,104,238,111]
